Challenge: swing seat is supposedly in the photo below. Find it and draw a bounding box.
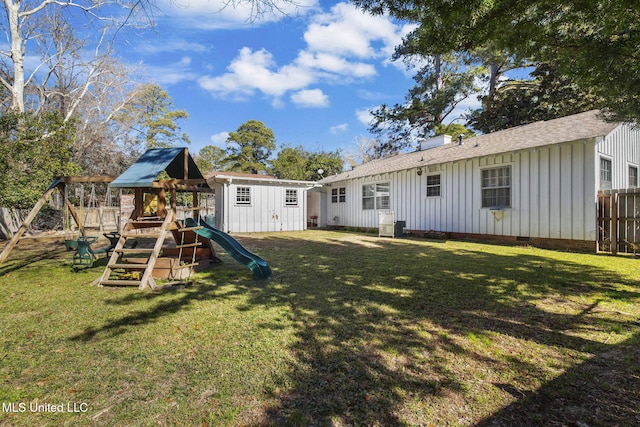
[102,232,121,256]
[65,239,78,251]
[73,236,98,268]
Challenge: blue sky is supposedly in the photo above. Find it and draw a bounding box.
[122,0,425,157]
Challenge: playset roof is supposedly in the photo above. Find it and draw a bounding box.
[110,148,207,189]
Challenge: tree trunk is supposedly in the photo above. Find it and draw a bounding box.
[5,0,24,112]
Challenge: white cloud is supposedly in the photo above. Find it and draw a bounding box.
[291,89,329,108]
[135,38,210,55]
[197,2,412,105]
[141,57,198,85]
[159,0,318,30]
[356,108,375,126]
[210,131,229,145]
[330,123,349,134]
[304,3,403,59]
[198,47,315,99]
[296,51,376,79]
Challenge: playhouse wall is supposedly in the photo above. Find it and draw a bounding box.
[325,138,601,242]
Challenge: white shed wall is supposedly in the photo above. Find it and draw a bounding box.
[325,139,599,241]
[223,182,308,233]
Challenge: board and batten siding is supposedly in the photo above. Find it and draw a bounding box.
[596,123,640,189]
[220,182,307,233]
[326,138,599,241]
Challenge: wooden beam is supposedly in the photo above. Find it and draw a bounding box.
[0,184,59,265]
[148,181,213,193]
[59,176,115,183]
[157,187,167,218]
[183,147,189,181]
[134,188,144,219]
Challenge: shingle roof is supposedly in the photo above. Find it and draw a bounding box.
[320,110,620,184]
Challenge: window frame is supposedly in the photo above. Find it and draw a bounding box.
[285,188,298,206]
[362,182,390,210]
[235,186,251,206]
[600,157,612,190]
[481,166,511,209]
[331,187,346,203]
[629,164,638,188]
[426,174,441,198]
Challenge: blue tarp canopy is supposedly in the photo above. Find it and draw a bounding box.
[110,148,207,188]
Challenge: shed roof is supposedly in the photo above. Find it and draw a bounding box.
[320,110,620,184]
[208,172,320,187]
[110,148,207,188]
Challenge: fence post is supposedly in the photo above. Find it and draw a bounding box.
[611,191,618,255]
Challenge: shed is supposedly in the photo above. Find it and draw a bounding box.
[208,172,320,233]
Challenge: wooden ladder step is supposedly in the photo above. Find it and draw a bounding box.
[122,231,164,238]
[116,248,155,253]
[179,262,199,269]
[175,242,202,249]
[100,279,143,286]
[130,221,164,228]
[108,263,149,269]
[177,226,204,232]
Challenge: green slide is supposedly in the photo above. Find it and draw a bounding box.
[184,218,272,280]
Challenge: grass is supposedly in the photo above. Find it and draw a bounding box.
[1,230,639,426]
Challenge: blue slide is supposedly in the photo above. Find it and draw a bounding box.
[184,218,272,280]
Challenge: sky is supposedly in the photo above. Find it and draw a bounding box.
[121,0,427,157]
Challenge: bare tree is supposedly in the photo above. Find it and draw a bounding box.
[0,0,152,114]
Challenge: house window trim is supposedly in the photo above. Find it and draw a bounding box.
[331,187,346,203]
[600,156,613,190]
[362,182,390,210]
[285,188,299,207]
[426,173,442,198]
[481,165,512,209]
[628,163,638,188]
[235,186,251,206]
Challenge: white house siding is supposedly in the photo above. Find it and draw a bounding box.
[326,138,598,241]
[596,124,640,189]
[221,182,307,233]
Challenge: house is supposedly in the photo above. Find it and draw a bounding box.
[313,110,640,252]
[207,172,320,233]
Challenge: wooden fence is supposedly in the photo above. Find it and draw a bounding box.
[597,189,640,254]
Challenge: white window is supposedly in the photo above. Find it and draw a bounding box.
[285,189,298,206]
[236,187,251,205]
[481,166,511,208]
[426,174,441,197]
[629,165,638,188]
[331,187,346,203]
[362,183,390,210]
[600,158,612,190]
[339,187,346,202]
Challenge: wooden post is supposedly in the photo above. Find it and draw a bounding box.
[192,191,199,219]
[611,191,618,255]
[183,148,189,181]
[0,184,58,265]
[170,188,177,218]
[133,188,144,219]
[157,188,167,218]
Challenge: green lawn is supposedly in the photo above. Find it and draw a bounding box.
[1,230,639,426]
